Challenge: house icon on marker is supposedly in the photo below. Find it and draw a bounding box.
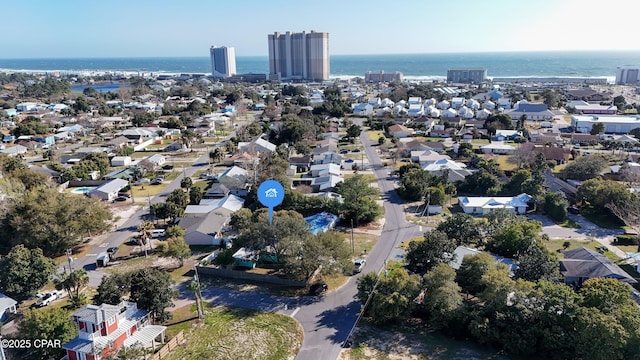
[265,188,278,198]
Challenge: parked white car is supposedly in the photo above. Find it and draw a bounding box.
[36,291,60,307]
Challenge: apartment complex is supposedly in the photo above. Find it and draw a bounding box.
[268,31,329,81]
[616,66,640,85]
[447,68,487,84]
[210,46,236,78]
[365,70,403,83]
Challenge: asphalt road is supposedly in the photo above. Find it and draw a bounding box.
[292,122,419,360]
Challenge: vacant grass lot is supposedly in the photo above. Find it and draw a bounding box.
[166,306,302,360]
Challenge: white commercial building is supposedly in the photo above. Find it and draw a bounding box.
[571,115,640,134]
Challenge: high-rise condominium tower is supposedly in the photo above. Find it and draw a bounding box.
[210,46,236,78]
[268,31,329,81]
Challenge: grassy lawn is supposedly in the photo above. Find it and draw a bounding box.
[558,218,581,229]
[166,306,302,360]
[470,139,490,145]
[482,154,517,172]
[366,130,385,141]
[343,173,377,183]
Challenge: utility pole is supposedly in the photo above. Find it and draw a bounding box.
[66,248,73,273]
[193,266,204,320]
[351,219,355,255]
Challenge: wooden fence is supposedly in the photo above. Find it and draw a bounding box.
[148,330,185,360]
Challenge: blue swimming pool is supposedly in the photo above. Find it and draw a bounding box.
[71,187,95,194]
[305,212,339,235]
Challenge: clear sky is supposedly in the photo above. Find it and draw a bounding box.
[3,0,640,58]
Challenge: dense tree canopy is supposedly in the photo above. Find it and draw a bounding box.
[0,245,56,301]
[17,307,76,360]
[559,154,607,181]
[405,230,456,274]
[335,175,381,225]
[2,187,112,256]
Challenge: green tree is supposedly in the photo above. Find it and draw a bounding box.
[346,124,362,140]
[335,175,381,225]
[165,237,191,267]
[54,269,89,308]
[436,213,483,245]
[209,148,224,163]
[0,245,56,300]
[129,268,176,323]
[544,191,568,222]
[167,188,189,208]
[405,230,456,274]
[180,176,193,191]
[3,187,112,256]
[17,307,76,360]
[281,231,352,280]
[590,121,605,135]
[93,272,131,305]
[514,242,562,282]
[542,89,560,108]
[189,186,203,205]
[455,252,498,295]
[486,219,542,258]
[559,154,607,181]
[457,169,501,195]
[356,268,421,325]
[397,168,436,201]
[378,136,386,145]
[420,263,463,328]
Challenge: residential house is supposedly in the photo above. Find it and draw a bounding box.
[529,131,564,146]
[480,143,516,155]
[110,156,132,167]
[105,136,131,149]
[218,166,249,196]
[494,130,522,141]
[309,163,341,177]
[288,155,311,172]
[0,144,27,157]
[313,152,342,165]
[203,183,230,199]
[459,193,532,215]
[532,146,571,165]
[388,124,413,138]
[352,103,374,117]
[62,301,166,360]
[238,136,276,154]
[89,179,129,201]
[311,174,344,192]
[223,152,258,167]
[179,211,229,246]
[411,149,450,165]
[183,194,245,217]
[560,247,637,286]
[451,97,465,109]
[407,103,424,118]
[568,133,599,145]
[145,154,166,169]
[423,159,473,182]
[0,293,17,321]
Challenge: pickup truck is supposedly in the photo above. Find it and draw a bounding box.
[36,291,61,307]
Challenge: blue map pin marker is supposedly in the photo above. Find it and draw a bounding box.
[257,179,285,224]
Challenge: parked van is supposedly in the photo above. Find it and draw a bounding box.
[151,229,166,238]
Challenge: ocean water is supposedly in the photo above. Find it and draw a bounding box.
[1,51,639,80]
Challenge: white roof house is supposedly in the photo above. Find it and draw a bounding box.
[425,106,440,118]
[408,97,423,105]
[465,99,480,110]
[411,149,450,164]
[0,144,27,156]
[408,103,424,118]
[0,293,17,321]
[459,193,532,215]
[111,156,132,167]
[310,163,341,177]
[218,166,248,187]
[353,103,374,117]
[145,154,166,168]
[442,108,458,118]
[311,174,343,192]
[482,100,496,110]
[458,106,474,119]
[481,143,516,154]
[89,179,129,201]
[183,194,245,217]
[423,159,473,182]
[437,100,450,110]
[476,108,492,119]
[239,136,276,154]
[451,97,465,109]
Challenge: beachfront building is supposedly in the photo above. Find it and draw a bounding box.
[446,68,487,84]
[616,66,640,85]
[268,31,329,81]
[571,115,640,134]
[365,71,403,83]
[210,46,236,78]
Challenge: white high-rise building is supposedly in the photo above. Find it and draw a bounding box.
[210,46,236,78]
[268,31,329,81]
[616,66,640,85]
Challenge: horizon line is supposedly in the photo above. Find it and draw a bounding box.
[2,49,640,60]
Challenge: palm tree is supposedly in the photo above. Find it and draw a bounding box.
[209,148,224,164]
[138,221,154,257]
[180,177,193,192]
